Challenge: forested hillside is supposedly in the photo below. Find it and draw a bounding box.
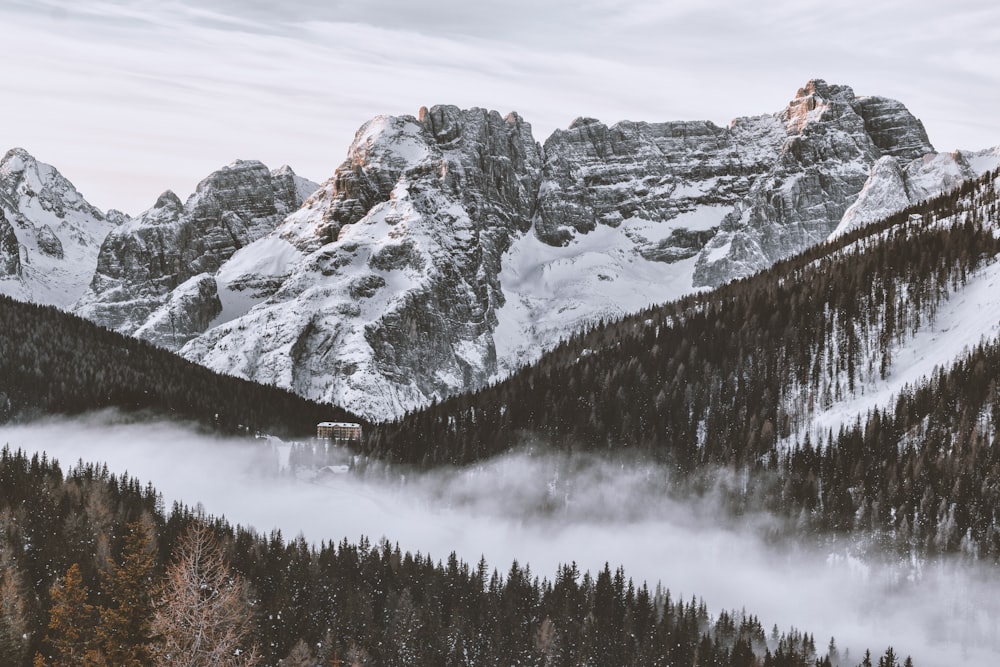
[368,170,1000,560]
[0,447,908,667]
[0,296,358,437]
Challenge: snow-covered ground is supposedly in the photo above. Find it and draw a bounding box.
[787,252,1000,449]
[494,223,704,376]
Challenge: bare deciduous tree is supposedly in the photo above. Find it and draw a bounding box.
[151,522,260,667]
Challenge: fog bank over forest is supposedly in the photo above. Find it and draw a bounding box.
[2,411,998,666]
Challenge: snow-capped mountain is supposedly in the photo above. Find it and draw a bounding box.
[834,147,1000,237]
[7,79,994,421]
[180,107,542,417]
[0,148,122,307]
[177,80,982,419]
[691,80,935,286]
[73,160,318,348]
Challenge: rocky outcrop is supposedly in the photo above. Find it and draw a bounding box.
[0,210,20,277]
[0,147,117,306]
[536,115,786,249]
[691,80,934,286]
[834,150,982,237]
[132,274,222,348]
[74,160,318,345]
[182,106,543,417]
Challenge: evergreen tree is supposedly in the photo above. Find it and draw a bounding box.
[97,520,157,666]
[0,546,33,666]
[34,563,102,667]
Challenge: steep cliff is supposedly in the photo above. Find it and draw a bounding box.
[692,80,933,286]
[73,160,318,347]
[181,106,542,417]
[0,148,119,306]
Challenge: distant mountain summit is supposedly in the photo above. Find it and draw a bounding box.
[0,147,121,307]
[73,160,318,348]
[178,80,995,419]
[6,80,998,420]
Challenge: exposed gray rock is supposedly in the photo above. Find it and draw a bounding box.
[35,224,64,258]
[132,273,223,348]
[74,161,319,346]
[183,105,543,417]
[0,147,115,306]
[692,80,935,287]
[853,95,933,161]
[537,115,786,248]
[0,210,20,277]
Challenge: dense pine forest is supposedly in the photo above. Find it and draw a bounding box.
[0,447,910,667]
[366,171,1000,560]
[0,296,360,437]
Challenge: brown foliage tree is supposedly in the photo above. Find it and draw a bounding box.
[151,522,260,667]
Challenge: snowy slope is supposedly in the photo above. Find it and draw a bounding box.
[783,174,1000,448]
[832,148,997,239]
[0,148,119,307]
[493,223,705,377]
[806,257,1000,442]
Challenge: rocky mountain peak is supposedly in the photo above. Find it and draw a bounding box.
[154,190,183,211]
[0,147,105,222]
[183,104,543,417]
[794,79,855,102]
[0,147,114,306]
[1,147,34,173]
[74,160,319,348]
[853,95,934,161]
[567,116,602,130]
[692,79,937,287]
[188,160,283,221]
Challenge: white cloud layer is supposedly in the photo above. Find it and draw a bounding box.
[2,412,999,666]
[1,0,998,215]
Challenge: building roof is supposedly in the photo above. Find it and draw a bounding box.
[317,421,361,428]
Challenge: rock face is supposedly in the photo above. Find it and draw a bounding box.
[0,148,117,306]
[0,210,20,277]
[169,81,953,419]
[691,80,934,286]
[181,106,543,417]
[833,151,978,237]
[536,115,786,250]
[73,160,318,347]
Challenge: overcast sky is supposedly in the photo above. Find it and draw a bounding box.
[2,0,999,215]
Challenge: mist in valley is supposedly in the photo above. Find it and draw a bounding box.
[1,411,997,667]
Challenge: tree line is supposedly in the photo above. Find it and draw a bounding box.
[0,295,360,437]
[364,170,1000,561]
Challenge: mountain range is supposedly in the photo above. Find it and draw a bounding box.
[2,79,999,420]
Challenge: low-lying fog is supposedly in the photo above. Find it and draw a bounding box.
[2,412,997,667]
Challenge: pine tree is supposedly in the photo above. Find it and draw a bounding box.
[97,520,157,666]
[34,563,103,667]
